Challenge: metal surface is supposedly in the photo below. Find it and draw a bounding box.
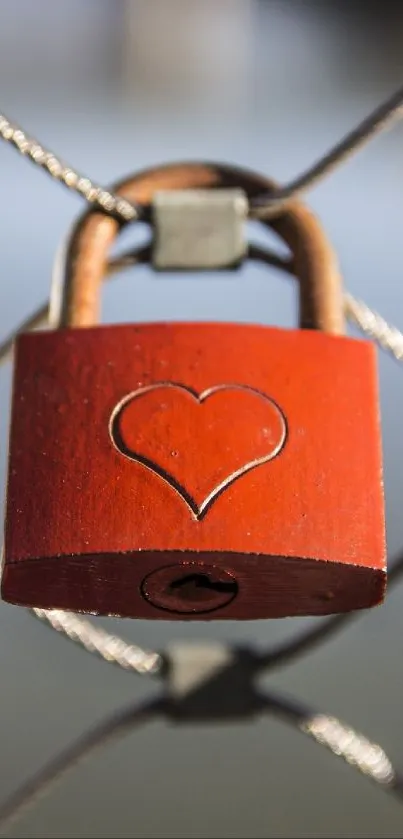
[1,6,403,836]
[152,188,247,269]
[0,234,401,675]
[1,246,401,365]
[54,162,345,333]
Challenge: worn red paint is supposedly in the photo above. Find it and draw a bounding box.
[2,321,386,619]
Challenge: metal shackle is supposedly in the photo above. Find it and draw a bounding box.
[55,161,344,335]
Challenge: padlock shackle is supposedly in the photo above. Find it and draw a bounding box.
[59,162,344,334]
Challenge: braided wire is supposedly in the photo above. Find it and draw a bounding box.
[0,210,403,834]
[345,293,403,359]
[0,89,403,798]
[32,608,161,675]
[0,115,139,222]
[250,83,403,217]
[301,714,395,784]
[2,83,403,220]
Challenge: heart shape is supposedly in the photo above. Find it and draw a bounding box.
[109,382,287,519]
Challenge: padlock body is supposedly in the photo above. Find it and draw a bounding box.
[2,322,386,619]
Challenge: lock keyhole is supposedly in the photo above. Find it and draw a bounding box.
[168,572,237,603]
[141,562,239,614]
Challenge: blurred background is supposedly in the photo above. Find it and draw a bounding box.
[1,1,403,837]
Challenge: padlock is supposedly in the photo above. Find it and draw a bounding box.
[2,162,386,620]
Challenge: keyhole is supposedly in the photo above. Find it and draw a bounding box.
[141,562,238,614]
[168,572,237,602]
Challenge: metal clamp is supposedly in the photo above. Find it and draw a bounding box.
[152,188,248,270]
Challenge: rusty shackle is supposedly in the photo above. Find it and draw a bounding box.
[54,162,344,334]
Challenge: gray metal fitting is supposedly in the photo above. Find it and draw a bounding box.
[152,188,248,270]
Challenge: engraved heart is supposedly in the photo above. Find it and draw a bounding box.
[109,383,287,519]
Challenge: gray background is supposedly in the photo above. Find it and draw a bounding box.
[1,2,403,837]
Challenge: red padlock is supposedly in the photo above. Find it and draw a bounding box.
[2,162,386,619]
